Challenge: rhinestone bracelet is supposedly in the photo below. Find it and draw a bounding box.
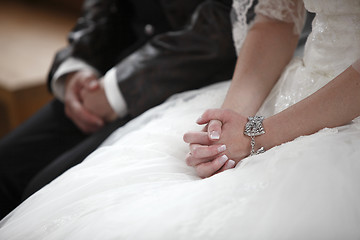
[244,116,266,156]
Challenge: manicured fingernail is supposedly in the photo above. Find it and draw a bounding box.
[196,116,202,123]
[227,160,236,168]
[217,145,226,152]
[89,80,97,88]
[210,131,220,140]
[219,155,228,164]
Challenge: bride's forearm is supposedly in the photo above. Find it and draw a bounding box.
[259,64,360,150]
[222,15,299,116]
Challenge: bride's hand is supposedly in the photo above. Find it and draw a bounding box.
[183,120,234,178]
[183,109,251,178]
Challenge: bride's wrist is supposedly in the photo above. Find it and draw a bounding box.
[254,116,283,152]
[221,103,259,117]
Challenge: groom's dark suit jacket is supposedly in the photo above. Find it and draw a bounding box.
[48,0,244,117]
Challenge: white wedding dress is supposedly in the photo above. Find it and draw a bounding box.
[1,0,360,239]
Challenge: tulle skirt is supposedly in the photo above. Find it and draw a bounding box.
[1,55,360,239]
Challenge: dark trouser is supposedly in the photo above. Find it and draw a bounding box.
[0,99,130,219]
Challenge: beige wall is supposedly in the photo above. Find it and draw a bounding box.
[0,0,81,137]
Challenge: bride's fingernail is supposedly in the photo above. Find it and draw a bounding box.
[196,116,202,123]
[217,145,226,152]
[226,160,236,168]
[88,80,98,89]
[219,155,228,164]
[210,131,220,140]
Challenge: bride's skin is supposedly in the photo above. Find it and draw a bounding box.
[183,14,360,178]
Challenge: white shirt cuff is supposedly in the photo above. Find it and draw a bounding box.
[51,57,100,101]
[103,68,128,118]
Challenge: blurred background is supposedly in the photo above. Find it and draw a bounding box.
[0,0,83,138]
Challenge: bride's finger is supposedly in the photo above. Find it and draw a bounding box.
[197,109,227,125]
[186,152,208,166]
[195,155,229,178]
[183,132,212,145]
[216,159,236,174]
[189,144,226,159]
[186,151,222,166]
[207,120,222,141]
[202,123,208,132]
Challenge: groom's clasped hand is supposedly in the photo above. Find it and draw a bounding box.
[184,109,253,178]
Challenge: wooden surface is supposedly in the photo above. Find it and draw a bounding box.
[0,1,78,138]
[0,84,53,137]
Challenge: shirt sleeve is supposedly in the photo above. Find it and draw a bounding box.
[103,68,128,118]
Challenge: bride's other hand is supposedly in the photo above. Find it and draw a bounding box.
[185,143,234,178]
[197,109,252,163]
[183,119,235,178]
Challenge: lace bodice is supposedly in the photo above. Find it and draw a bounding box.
[302,0,360,77]
[304,0,360,15]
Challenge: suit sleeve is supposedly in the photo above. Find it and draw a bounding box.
[114,1,238,118]
[47,0,135,92]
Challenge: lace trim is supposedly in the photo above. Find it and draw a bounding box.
[232,0,306,55]
[255,0,305,35]
[231,0,255,54]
